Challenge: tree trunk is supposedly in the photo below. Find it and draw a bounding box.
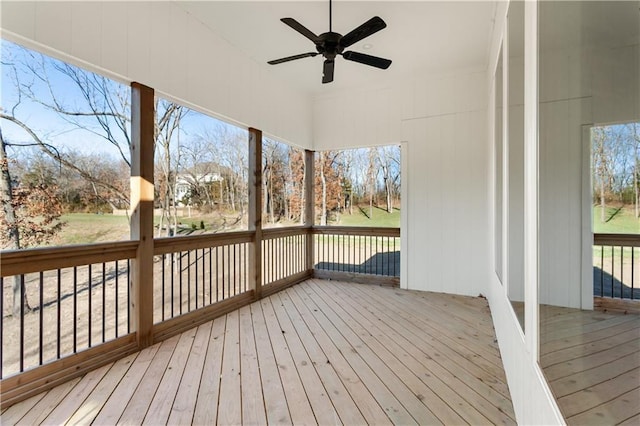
[635,127,639,218]
[384,176,393,213]
[320,153,327,226]
[0,128,32,316]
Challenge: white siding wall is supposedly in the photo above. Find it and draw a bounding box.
[0,1,313,148]
[485,2,564,424]
[538,43,639,308]
[313,70,489,297]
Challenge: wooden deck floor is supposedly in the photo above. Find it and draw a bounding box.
[540,305,640,425]
[1,279,515,425]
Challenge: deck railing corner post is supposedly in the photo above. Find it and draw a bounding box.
[304,150,315,274]
[130,82,155,348]
[248,128,263,300]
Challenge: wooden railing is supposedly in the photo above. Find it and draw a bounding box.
[0,225,401,407]
[262,227,312,297]
[153,231,253,323]
[593,233,639,300]
[313,226,401,287]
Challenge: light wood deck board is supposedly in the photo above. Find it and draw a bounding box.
[1,279,515,425]
[249,303,292,425]
[92,343,161,425]
[358,283,507,381]
[270,292,340,424]
[192,316,226,425]
[325,281,514,424]
[118,335,180,424]
[307,281,484,424]
[541,306,640,425]
[238,305,268,426]
[275,290,367,425]
[15,378,81,425]
[1,391,45,425]
[168,322,212,425]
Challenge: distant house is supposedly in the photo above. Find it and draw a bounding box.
[174,169,224,206]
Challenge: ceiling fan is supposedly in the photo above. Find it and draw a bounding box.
[267,0,392,84]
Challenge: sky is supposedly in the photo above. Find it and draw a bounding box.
[1,39,244,164]
[1,38,400,189]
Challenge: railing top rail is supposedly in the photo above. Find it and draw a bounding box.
[0,241,139,277]
[593,233,640,247]
[262,226,309,240]
[154,230,254,255]
[312,226,400,237]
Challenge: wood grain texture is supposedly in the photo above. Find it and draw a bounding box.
[0,279,516,425]
[540,305,640,425]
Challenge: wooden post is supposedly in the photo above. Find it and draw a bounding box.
[304,150,315,272]
[130,82,155,348]
[248,128,262,299]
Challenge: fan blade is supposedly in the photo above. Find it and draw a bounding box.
[322,59,335,84]
[340,16,387,48]
[268,52,318,65]
[281,18,320,43]
[342,51,392,69]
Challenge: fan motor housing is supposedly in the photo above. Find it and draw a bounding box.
[317,32,344,59]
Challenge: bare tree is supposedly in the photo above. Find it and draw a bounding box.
[155,100,187,236]
[592,127,609,223]
[377,145,400,213]
[0,128,30,315]
[632,123,640,219]
[366,147,379,219]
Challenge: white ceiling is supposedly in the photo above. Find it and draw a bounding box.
[177,1,497,96]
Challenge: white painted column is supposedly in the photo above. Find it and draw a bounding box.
[523,0,539,362]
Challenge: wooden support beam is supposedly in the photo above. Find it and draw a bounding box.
[248,128,263,300]
[304,150,315,271]
[130,82,155,348]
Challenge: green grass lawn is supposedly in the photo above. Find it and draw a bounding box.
[55,213,131,245]
[337,205,400,228]
[47,204,637,247]
[592,205,640,234]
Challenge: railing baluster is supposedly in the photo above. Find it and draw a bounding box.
[179,251,184,315]
[19,275,24,372]
[39,271,43,366]
[88,264,92,348]
[202,248,206,306]
[600,246,604,297]
[632,247,635,299]
[209,248,213,305]
[127,259,130,334]
[611,246,614,298]
[1,276,3,378]
[115,261,119,337]
[73,267,77,353]
[162,254,166,321]
[102,263,106,343]
[620,246,624,299]
[216,246,220,302]
[188,250,192,312]
[57,269,62,356]
[170,253,175,318]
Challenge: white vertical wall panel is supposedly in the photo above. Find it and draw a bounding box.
[1,1,313,148]
[126,1,151,86]
[313,69,488,296]
[71,2,102,68]
[1,1,35,41]
[34,2,71,55]
[100,1,127,79]
[537,42,638,308]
